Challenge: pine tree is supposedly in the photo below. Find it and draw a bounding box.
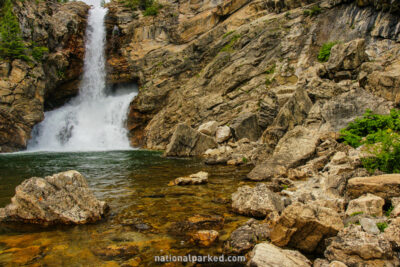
[0,0,29,61]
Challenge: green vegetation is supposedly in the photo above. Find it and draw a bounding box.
[304,5,321,17]
[281,184,288,191]
[242,157,248,164]
[265,64,276,74]
[339,109,400,173]
[317,41,337,62]
[376,222,388,232]
[32,46,48,61]
[0,0,29,61]
[220,34,241,53]
[385,206,394,217]
[223,31,235,39]
[350,211,364,217]
[122,0,162,16]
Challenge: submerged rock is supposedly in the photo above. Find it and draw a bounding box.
[190,230,219,247]
[247,243,312,267]
[0,170,108,225]
[168,171,209,186]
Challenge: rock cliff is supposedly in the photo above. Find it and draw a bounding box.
[0,0,89,152]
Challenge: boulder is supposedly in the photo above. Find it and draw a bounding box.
[248,126,320,181]
[168,171,208,186]
[198,121,218,136]
[164,124,217,157]
[383,217,400,249]
[216,126,231,143]
[270,202,343,253]
[232,183,284,218]
[324,225,399,266]
[0,170,108,224]
[247,243,312,267]
[230,113,261,141]
[345,194,385,217]
[359,218,380,235]
[326,39,367,78]
[346,174,400,201]
[191,230,219,247]
[224,219,271,254]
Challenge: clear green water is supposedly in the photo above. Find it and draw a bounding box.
[0,150,251,266]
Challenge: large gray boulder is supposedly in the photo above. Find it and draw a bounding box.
[0,170,108,225]
[165,123,218,157]
[247,243,312,267]
[232,183,284,218]
[230,112,261,141]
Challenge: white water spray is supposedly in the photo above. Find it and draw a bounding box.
[28,0,137,152]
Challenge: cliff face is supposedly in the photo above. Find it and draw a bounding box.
[105,0,400,149]
[0,0,89,152]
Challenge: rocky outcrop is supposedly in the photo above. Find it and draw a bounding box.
[0,1,89,152]
[164,124,217,157]
[247,243,312,267]
[270,202,344,253]
[346,174,400,201]
[231,183,284,218]
[324,225,400,266]
[0,170,108,225]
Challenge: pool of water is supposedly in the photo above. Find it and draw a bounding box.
[0,150,252,266]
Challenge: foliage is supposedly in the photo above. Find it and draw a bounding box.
[122,0,161,16]
[220,34,241,53]
[303,5,321,17]
[223,30,235,39]
[317,41,337,62]
[0,0,30,61]
[242,157,248,164]
[339,109,400,173]
[350,211,363,217]
[265,64,276,74]
[376,222,388,232]
[32,46,48,61]
[385,206,394,217]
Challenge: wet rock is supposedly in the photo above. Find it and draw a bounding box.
[247,243,312,267]
[224,219,271,254]
[168,171,208,186]
[216,126,232,143]
[231,183,284,218]
[198,121,218,136]
[270,202,343,253]
[324,225,399,266]
[93,244,139,260]
[190,230,219,247]
[164,124,217,157]
[120,218,153,232]
[230,113,261,142]
[345,193,385,217]
[169,214,224,235]
[0,170,108,225]
[346,174,400,201]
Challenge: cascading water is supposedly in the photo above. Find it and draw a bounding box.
[28,0,137,152]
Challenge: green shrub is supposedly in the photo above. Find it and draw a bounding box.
[123,0,161,16]
[317,41,337,62]
[0,0,30,61]
[339,109,400,173]
[376,222,388,232]
[242,157,248,164]
[350,211,364,217]
[385,206,394,217]
[220,34,241,53]
[265,64,276,74]
[223,30,235,39]
[143,2,161,16]
[303,5,321,17]
[32,46,48,61]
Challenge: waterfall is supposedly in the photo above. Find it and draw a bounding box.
[28,0,137,152]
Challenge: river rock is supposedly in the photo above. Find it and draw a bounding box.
[169,214,224,235]
[190,230,219,247]
[164,124,217,157]
[324,225,399,266]
[216,126,232,143]
[270,202,343,253]
[168,171,208,186]
[224,218,271,254]
[231,183,284,218]
[230,112,261,141]
[247,243,312,267]
[198,121,218,136]
[345,193,385,217]
[346,174,400,201]
[0,170,108,224]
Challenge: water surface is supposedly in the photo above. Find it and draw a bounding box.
[0,151,251,266]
